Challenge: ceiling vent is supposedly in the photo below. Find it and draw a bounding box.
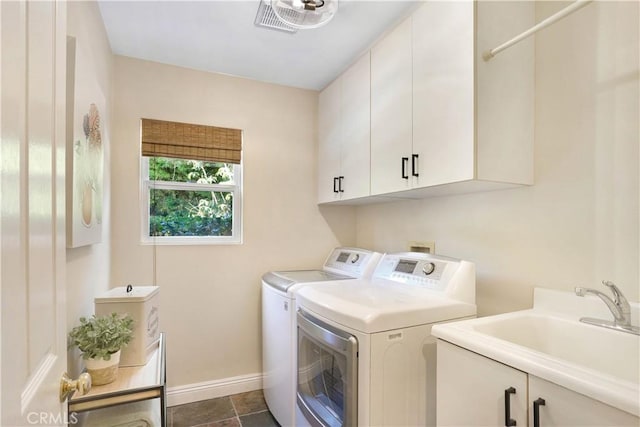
[255,0,298,33]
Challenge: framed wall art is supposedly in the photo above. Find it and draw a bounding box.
[66,36,105,248]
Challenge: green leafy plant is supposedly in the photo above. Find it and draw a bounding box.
[147,158,234,237]
[68,313,134,360]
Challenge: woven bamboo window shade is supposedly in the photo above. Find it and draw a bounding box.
[141,118,242,164]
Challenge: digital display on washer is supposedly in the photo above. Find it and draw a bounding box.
[395,259,418,274]
[336,252,350,263]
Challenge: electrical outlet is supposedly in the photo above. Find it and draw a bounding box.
[408,241,435,254]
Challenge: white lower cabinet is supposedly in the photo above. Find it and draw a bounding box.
[437,340,527,426]
[528,376,640,427]
[437,340,639,427]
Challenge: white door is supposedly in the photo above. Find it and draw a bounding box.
[412,1,475,188]
[437,341,528,427]
[1,1,69,425]
[528,375,639,427]
[340,52,371,201]
[370,17,413,195]
[317,76,342,203]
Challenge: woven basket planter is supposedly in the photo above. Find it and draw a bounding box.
[85,350,121,385]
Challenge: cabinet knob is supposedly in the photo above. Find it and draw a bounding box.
[401,157,409,179]
[333,177,339,193]
[60,372,92,402]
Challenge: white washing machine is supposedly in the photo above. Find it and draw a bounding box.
[262,247,382,427]
[295,252,476,427]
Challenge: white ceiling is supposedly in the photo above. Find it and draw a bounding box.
[97,0,420,91]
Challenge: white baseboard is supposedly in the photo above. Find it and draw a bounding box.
[167,373,264,407]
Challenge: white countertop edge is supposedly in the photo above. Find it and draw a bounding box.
[432,312,640,417]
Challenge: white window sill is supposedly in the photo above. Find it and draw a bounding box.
[140,236,242,246]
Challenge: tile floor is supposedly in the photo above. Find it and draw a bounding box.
[168,390,280,427]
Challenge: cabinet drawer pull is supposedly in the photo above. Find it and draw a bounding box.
[401,157,409,179]
[412,154,419,177]
[504,387,517,426]
[533,398,546,427]
[338,176,344,193]
[333,177,339,193]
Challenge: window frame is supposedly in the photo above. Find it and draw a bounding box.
[140,156,243,245]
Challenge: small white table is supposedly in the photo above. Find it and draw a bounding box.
[68,333,166,426]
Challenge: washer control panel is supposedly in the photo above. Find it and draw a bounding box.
[374,253,461,291]
[324,247,382,278]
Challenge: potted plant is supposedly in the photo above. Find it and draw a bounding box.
[68,312,134,385]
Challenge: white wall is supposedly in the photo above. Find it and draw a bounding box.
[65,0,113,376]
[110,56,356,388]
[355,1,639,316]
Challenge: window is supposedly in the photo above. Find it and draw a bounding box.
[140,119,243,245]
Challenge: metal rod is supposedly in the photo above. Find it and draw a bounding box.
[483,0,594,61]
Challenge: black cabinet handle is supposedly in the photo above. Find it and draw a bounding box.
[533,398,546,427]
[338,176,344,193]
[401,157,409,179]
[412,154,419,177]
[333,177,339,193]
[504,387,517,427]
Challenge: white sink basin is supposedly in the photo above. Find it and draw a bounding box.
[471,312,640,384]
[431,288,640,417]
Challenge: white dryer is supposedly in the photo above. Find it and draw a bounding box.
[295,252,476,427]
[262,247,382,427]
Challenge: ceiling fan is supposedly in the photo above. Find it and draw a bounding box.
[269,0,339,29]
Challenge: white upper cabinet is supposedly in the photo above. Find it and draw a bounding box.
[371,3,476,196]
[372,0,534,199]
[319,0,534,204]
[370,17,413,195]
[317,76,342,203]
[412,1,475,188]
[317,52,371,203]
[341,52,371,200]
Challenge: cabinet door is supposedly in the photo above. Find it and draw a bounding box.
[317,77,342,203]
[528,376,639,427]
[437,341,528,427]
[340,52,370,200]
[370,17,413,195]
[412,1,474,187]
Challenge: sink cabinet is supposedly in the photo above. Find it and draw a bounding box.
[437,340,639,427]
[317,52,371,203]
[437,340,527,426]
[528,376,640,427]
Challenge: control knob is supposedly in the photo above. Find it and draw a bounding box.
[422,262,436,275]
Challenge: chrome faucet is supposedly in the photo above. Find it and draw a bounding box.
[575,281,639,335]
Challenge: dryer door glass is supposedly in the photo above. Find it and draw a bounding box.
[296,311,357,427]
